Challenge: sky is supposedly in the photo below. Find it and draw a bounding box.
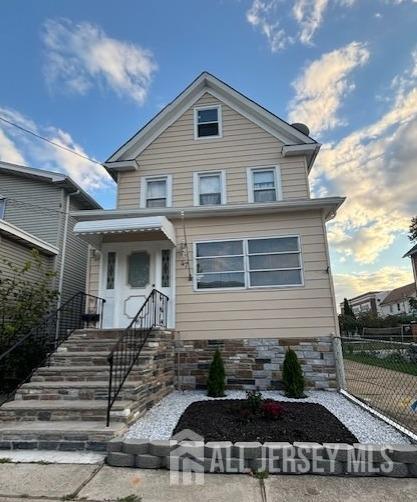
[1,0,417,306]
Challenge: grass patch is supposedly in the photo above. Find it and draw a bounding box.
[116,496,142,502]
[0,458,12,463]
[344,353,417,376]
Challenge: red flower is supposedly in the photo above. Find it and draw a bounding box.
[261,401,285,419]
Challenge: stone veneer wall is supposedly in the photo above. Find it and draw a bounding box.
[175,336,337,391]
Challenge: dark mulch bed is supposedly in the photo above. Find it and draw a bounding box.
[173,400,358,444]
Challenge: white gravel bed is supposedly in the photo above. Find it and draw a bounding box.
[125,390,412,445]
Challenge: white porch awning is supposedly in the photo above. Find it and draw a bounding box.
[74,216,176,246]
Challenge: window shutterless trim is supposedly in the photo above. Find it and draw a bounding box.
[193,170,227,206]
[193,235,304,292]
[140,175,172,208]
[246,166,283,203]
[193,105,223,140]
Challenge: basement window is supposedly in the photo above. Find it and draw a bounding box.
[194,106,222,139]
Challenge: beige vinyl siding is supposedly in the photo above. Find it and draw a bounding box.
[87,251,101,298]
[117,93,310,209]
[173,210,337,340]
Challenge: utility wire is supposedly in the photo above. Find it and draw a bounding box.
[0,115,104,167]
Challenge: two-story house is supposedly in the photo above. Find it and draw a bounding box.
[0,161,102,305]
[73,72,345,391]
[340,291,390,316]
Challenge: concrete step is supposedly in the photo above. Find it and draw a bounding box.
[0,420,125,452]
[49,351,152,366]
[0,399,134,423]
[31,365,150,382]
[15,381,141,401]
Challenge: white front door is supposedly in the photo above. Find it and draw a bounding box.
[100,242,173,329]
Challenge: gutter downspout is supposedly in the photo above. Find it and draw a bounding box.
[57,190,80,309]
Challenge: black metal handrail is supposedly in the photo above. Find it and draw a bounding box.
[106,289,169,426]
[0,292,105,399]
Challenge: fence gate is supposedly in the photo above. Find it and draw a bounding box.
[340,337,417,435]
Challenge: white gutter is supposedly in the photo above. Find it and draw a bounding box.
[57,190,80,307]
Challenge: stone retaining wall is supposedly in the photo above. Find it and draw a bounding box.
[107,438,417,477]
[176,336,337,391]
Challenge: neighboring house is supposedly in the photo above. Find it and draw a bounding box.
[0,219,58,283]
[379,283,417,316]
[0,161,101,305]
[404,243,417,289]
[340,291,390,316]
[73,72,345,390]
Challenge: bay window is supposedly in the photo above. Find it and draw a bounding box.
[195,236,303,290]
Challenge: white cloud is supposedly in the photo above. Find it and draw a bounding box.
[0,107,112,192]
[246,0,293,52]
[43,18,157,105]
[288,42,369,134]
[314,49,417,263]
[333,266,413,306]
[246,0,355,50]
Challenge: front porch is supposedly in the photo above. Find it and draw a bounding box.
[74,216,176,329]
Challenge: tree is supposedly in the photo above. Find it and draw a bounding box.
[343,298,355,318]
[206,349,226,397]
[0,249,58,350]
[409,216,417,242]
[282,349,305,398]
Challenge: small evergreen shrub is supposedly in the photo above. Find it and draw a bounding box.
[282,349,305,398]
[245,389,263,413]
[206,349,226,397]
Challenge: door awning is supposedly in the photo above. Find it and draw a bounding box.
[74,216,176,247]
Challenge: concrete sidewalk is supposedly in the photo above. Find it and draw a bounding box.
[0,463,417,501]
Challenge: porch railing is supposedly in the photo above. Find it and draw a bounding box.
[106,289,169,426]
[0,292,105,399]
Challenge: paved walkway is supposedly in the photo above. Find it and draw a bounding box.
[344,359,417,433]
[0,463,417,501]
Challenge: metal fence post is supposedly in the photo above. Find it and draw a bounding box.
[332,334,346,390]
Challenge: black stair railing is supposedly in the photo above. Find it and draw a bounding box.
[0,292,105,400]
[106,289,169,426]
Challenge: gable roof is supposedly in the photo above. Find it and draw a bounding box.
[104,72,320,180]
[0,161,102,210]
[380,283,417,306]
[403,243,417,258]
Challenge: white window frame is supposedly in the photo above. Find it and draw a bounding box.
[194,105,223,140]
[0,197,6,219]
[140,175,172,208]
[193,170,227,206]
[247,166,282,203]
[193,235,304,292]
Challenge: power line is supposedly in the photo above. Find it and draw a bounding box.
[0,115,104,167]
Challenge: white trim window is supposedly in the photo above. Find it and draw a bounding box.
[247,166,282,203]
[194,105,222,139]
[194,236,303,290]
[0,197,6,219]
[195,240,245,289]
[193,171,226,206]
[141,175,172,208]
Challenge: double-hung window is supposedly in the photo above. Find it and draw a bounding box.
[195,240,245,289]
[194,106,222,139]
[194,171,226,206]
[194,236,303,290]
[248,167,281,203]
[0,197,6,219]
[141,176,172,208]
[247,237,302,287]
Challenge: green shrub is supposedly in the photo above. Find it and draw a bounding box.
[282,349,305,398]
[206,349,226,397]
[245,389,263,413]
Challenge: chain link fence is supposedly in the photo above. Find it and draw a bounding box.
[341,336,417,435]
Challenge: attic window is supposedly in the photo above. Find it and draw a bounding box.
[194,105,222,139]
